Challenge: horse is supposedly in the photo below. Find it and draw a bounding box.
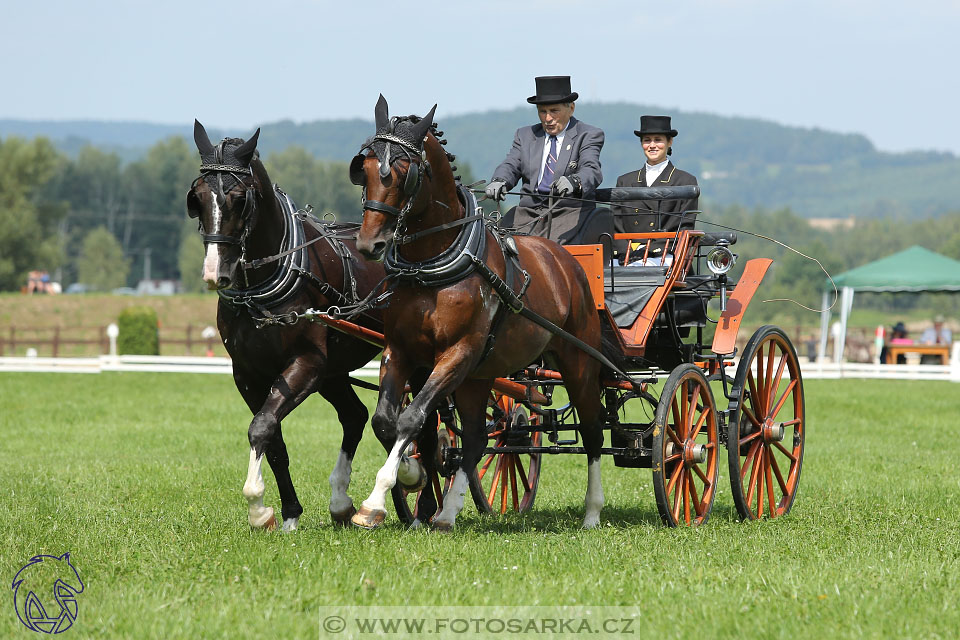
[187,120,412,531]
[349,96,606,530]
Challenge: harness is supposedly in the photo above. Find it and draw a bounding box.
[194,145,362,322]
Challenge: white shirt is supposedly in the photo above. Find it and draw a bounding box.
[536,124,569,185]
[644,159,669,186]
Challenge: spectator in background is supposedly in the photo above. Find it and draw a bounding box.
[920,315,952,345]
[919,315,952,364]
[880,321,909,365]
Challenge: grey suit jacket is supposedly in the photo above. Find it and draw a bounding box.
[491,116,604,211]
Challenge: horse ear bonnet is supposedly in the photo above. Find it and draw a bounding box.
[403,162,419,196]
[349,154,366,186]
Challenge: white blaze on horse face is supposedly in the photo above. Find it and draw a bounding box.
[328,449,354,516]
[432,469,469,528]
[242,448,275,528]
[359,440,404,513]
[201,194,223,285]
[582,458,604,529]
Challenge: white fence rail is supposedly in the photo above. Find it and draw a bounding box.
[3,342,960,382]
[0,355,381,378]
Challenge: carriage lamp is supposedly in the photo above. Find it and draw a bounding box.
[706,242,736,275]
[706,241,736,313]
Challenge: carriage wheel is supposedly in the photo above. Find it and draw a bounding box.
[728,326,805,520]
[391,397,457,526]
[468,393,542,514]
[652,364,719,527]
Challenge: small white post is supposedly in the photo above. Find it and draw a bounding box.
[106,323,119,359]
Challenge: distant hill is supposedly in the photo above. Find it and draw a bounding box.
[4,104,960,219]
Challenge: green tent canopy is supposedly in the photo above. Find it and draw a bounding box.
[819,246,960,361]
[829,245,960,292]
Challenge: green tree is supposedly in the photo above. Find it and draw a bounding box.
[120,137,196,282]
[0,136,65,291]
[77,227,129,291]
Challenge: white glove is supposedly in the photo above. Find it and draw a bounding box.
[552,176,575,197]
[485,180,507,201]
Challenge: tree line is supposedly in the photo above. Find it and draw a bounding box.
[2,134,959,321]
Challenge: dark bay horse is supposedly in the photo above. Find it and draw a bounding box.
[187,121,391,531]
[350,97,606,530]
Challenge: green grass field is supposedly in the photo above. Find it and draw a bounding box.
[1,373,958,639]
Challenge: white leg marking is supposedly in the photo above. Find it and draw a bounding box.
[281,517,299,532]
[242,448,275,528]
[328,449,354,515]
[360,440,404,512]
[582,458,604,529]
[432,469,469,528]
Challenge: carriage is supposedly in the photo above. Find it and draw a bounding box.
[189,110,804,532]
[318,184,805,528]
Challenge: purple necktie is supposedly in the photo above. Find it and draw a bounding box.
[537,136,558,194]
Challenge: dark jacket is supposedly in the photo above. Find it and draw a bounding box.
[492,116,604,211]
[613,162,698,256]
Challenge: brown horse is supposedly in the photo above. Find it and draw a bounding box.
[187,121,392,531]
[350,97,606,530]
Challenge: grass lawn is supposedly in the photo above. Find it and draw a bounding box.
[1,373,958,638]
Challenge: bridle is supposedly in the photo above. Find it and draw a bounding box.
[350,122,428,243]
[190,140,259,253]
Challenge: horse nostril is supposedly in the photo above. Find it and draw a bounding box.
[217,276,231,289]
[373,241,386,256]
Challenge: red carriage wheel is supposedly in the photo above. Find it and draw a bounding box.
[652,364,719,527]
[391,394,457,526]
[728,326,805,520]
[468,393,542,514]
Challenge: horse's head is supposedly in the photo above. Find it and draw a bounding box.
[352,95,438,261]
[186,120,263,290]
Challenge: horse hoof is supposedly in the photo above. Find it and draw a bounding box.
[249,507,277,531]
[330,505,357,527]
[430,520,454,533]
[397,459,428,493]
[351,505,386,530]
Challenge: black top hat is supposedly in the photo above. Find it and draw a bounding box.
[527,76,579,105]
[893,321,907,333]
[634,115,678,138]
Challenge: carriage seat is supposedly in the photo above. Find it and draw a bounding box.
[604,266,669,328]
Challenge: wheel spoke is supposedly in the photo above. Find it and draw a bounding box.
[764,344,776,412]
[672,472,683,522]
[478,452,496,480]
[693,461,711,486]
[741,439,762,483]
[666,424,684,449]
[768,379,798,422]
[738,430,762,447]
[769,449,789,494]
[671,395,681,437]
[688,473,702,517]
[682,473,691,524]
[741,405,762,429]
[486,454,504,505]
[745,442,763,505]
[508,455,519,512]
[516,454,531,492]
[754,351,765,415]
[685,382,701,440]
[500,456,510,513]
[666,458,683,495]
[690,406,709,440]
[773,440,799,462]
[765,449,777,515]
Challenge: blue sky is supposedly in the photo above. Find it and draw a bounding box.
[4,0,959,154]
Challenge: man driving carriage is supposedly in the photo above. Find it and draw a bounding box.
[614,115,699,265]
[485,76,607,245]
